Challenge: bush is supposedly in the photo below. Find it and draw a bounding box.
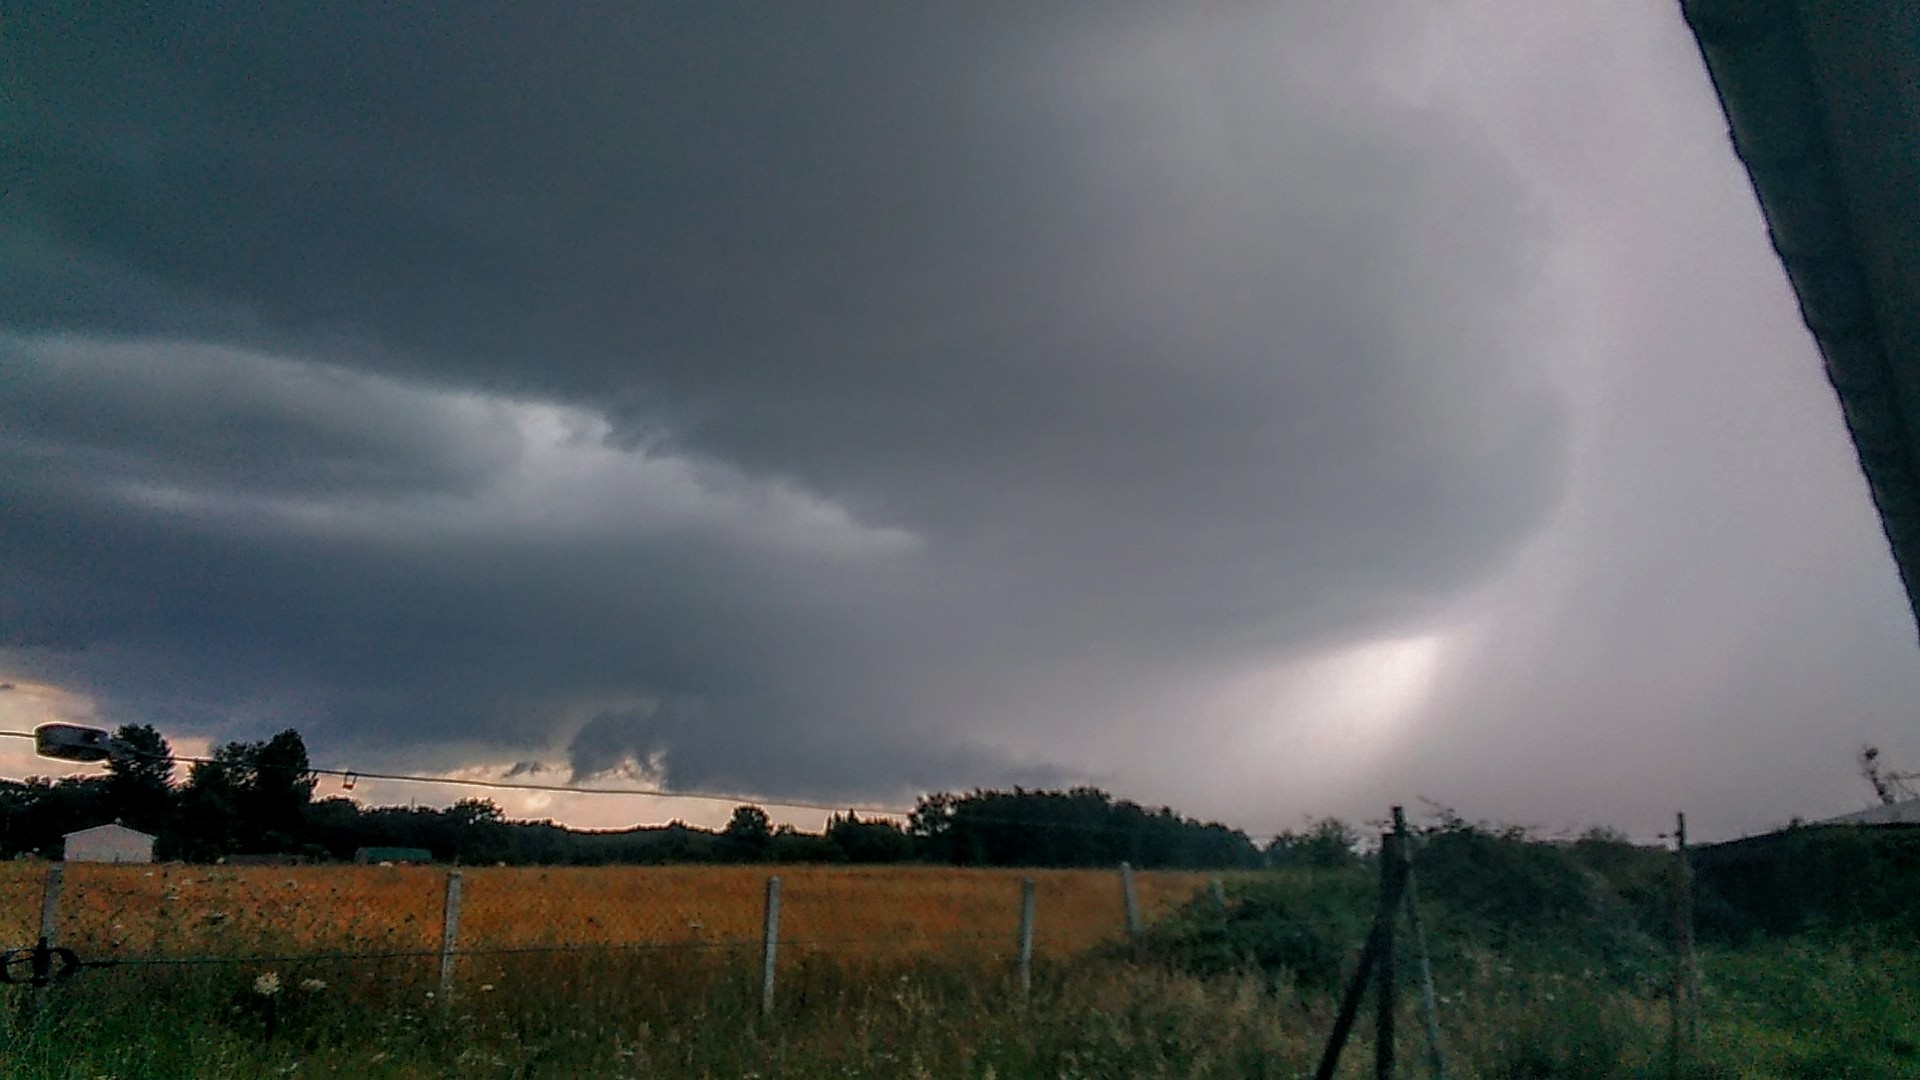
[1140,868,1373,993]
[1149,816,1673,997]
[1264,818,1362,870]
[1412,816,1597,932]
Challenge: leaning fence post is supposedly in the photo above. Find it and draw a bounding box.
[1313,822,1410,1080]
[761,875,782,1019]
[438,870,463,1001]
[1119,862,1141,944]
[1395,807,1448,1080]
[1017,877,1036,1006]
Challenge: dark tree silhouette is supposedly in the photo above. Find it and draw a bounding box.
[104,723,174,834]
[721,804,774,861]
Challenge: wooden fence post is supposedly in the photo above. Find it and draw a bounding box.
[1119,862,1141,944]
[761,875,782,1019]
[1313,823,1410,1080]
[1393,807,1449,1080]
[1210,876,1228,921]
[438,870,463,1001]
[1669,812,1696,1078]
[1377,828,1402,1080]
[1017,877,1036,1006]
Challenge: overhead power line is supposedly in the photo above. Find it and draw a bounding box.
[0,728,1314,844]
[0,730,914,818]
[8,728,1660,847]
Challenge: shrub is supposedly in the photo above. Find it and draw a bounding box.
[1139,868,1372,993]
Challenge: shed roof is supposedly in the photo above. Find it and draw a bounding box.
[64,822,155,841]
[1818,796,1920,826]
[1683,0,1920,636]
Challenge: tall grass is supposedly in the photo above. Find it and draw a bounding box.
[4,951,1329,1079]
[3,831,1917,1078]
[3,923,1914,1078]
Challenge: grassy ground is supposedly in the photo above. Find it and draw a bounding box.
[0,862,1229,959]
[4,833,1916,1079]
[1,925,1914,1078]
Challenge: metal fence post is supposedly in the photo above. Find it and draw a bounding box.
[1210,876,1228,920]
[1017,877,1036,1006]
[38,864,63,950]
[1119,861,1141,943]
[33,864,63,1016]
[438,870,463,1000]
[761,875,782,1019]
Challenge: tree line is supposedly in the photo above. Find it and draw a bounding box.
[0,724,1279,869]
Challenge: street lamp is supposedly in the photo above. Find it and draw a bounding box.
[32,723,130,764]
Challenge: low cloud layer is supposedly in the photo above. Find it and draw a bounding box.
[4,3,1915,837]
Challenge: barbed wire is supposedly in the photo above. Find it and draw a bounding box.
[75,930,1019,970]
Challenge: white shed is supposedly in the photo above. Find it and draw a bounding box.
[63,823,155,864]
[1819,797,1920,827]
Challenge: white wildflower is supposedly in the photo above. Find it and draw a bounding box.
[253,972,282,997]
[479,983,496,993]
[299,977,327,992]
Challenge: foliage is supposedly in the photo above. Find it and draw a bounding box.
[826,811,913,863]
[170,730,319,859]
[1412,812,1609,932]
[1151,815,1677,1000]
[1139,867,1373,993]
[104,723,175,834]
[770,825,849,863]
[909,786,1262,870]
[0,920,1915,1079]
[721,804,774,861]
[1263,817,1361,869]
[0,725,1260,869]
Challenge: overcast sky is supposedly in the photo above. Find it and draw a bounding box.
[4,2,1916,841]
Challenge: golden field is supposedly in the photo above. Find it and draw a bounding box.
[0,862,1229,962]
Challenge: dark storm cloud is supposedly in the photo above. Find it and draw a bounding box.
[1,336,515,498]
[2,2,1572,805]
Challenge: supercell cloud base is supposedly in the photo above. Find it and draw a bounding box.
[3,2,1917,839]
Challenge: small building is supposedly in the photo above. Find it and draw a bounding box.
[63,823,155,864]
[353,847,433,865]
[1817,797,1920,827]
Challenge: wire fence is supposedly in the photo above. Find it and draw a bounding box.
[0,861,1247,992]
[0,810,1722,1080]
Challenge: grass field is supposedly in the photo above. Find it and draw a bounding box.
[0,854,1914,1078]
[0,861,1226,961]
